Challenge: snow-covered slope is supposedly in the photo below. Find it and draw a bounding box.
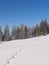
[0,35,49,65]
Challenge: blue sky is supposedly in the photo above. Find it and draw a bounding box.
[0,0,49,31]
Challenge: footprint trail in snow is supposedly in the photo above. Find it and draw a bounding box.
[4,48,24,65]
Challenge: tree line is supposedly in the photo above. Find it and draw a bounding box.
[0,19,49,42]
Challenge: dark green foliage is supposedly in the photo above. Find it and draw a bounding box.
[16,26,21,39]
[11,25,17,40]
[4,25,10,41]
[19,24,25,39]
[39,19,48,35]
[0,19,49,41]
[0,26,3,42]
[24,25,28,38]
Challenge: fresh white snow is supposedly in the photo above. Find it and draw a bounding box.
[0,35,49,65]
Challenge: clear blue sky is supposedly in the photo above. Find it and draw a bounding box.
[0,0,49,31]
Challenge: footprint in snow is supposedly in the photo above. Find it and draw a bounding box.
[11,54,15,59]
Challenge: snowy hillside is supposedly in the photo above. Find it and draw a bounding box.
[0,35,49,65]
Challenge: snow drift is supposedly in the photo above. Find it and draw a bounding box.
[0,35,49,65]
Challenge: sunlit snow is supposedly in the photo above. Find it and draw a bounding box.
[0,35,49,65]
